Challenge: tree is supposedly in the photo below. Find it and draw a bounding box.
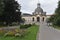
[0,0,4,16]
[53,1,60,26]
[2,0,21,25]
[0,0,5,25]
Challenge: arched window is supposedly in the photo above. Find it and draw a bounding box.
[32,17,34,21]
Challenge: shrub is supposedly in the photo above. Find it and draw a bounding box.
[20,24,32,29]
[4,29,20,36]
[15,28,20,33]
[0,30,5,36]
[53,17,60,26]
[32,23,36,25]
[19,29,27,37]
[15,29,27,37]
[4,29,27,37]
[4,31,15,36]
[15,33,21,37]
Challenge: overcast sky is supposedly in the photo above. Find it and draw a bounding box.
[17,0,58,15]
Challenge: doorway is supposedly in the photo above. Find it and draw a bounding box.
[42,17,44,22]
[37,17,40,22]
[32,17,34,21]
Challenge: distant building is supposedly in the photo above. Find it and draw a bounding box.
[22,2,51,24]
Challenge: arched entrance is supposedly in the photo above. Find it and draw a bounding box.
[32,17,34,21]
[42,17,44,22]
[37,17,40,22]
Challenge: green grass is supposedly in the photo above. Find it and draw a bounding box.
[0,25,39,40]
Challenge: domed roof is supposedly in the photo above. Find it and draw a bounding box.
[35,7,43,13]
[34,3,43,14]
[32,3,46,15]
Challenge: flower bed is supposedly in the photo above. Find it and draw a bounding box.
[0,25,39,40]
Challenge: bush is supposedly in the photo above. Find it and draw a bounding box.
[0,30,6,36]
[4,29,27,37]
[19,29,27,37]
[53,17,60,26]
[15,28,20,33]
[15,33,21,37]
[4,31,16,36]
[4,29,20,37]
[32,23,36,25]
[20,24,32,29]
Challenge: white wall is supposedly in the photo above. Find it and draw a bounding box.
[22,15,51,24]
[22,16,33,24]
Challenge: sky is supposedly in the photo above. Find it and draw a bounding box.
[16,0,58,15]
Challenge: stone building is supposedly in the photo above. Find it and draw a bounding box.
[22,3,51,24]
[32,3,46,22]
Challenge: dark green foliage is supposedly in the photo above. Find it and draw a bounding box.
[0,0,4,16]
[53,17,60,26]
[0,0,21,26]
[53,1,60,26]
[20,24,32,29]
[55,1,60,14]
[49,1,60,26]
[3,0,21,25]
[0,0,5,25]
[47,15,55,23]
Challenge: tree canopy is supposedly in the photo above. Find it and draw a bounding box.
[49,1,60,26]
[0,0,21,25]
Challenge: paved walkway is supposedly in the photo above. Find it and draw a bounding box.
[37,22,60,40]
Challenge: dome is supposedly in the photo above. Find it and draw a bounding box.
[35,7,43,13]
[32,3,45,15]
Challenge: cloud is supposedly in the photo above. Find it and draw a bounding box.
[40,0,58,15]
[17,0,58,15]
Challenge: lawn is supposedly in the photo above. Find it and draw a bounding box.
[0,25,39,40]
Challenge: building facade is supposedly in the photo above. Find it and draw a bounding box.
[22,3,51,24]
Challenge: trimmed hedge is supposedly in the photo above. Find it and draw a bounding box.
[20,24,32,29]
